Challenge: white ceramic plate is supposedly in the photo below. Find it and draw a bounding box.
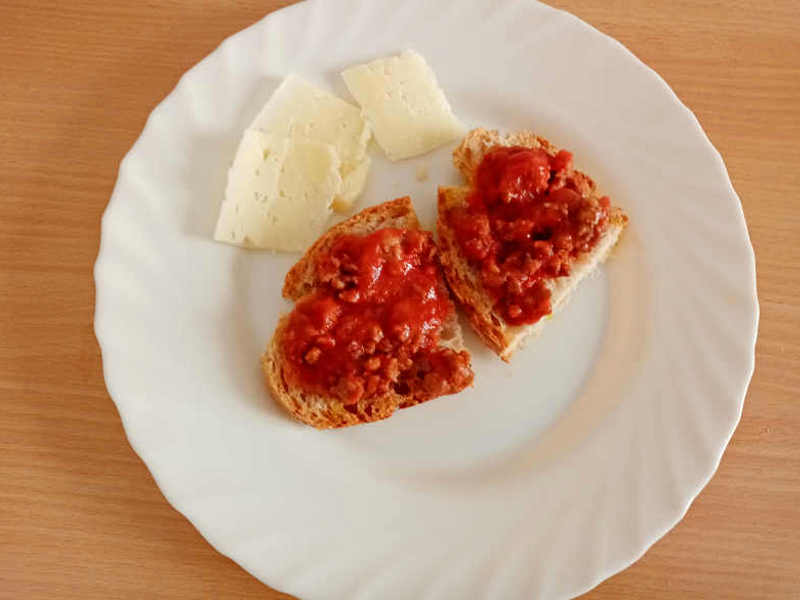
[94,0,758,598]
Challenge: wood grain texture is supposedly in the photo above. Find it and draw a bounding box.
[0,0,797,598]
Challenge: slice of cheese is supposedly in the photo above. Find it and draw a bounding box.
[213,130,341,252]
[341,50,465,161]
[214,130,288,248]
[249,74,371,212]
[267,137,342,251]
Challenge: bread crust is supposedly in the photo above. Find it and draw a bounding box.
[264,197,472,428]
[438,128,629,361]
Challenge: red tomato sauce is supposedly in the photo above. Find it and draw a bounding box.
[281,228,471,405]
[446,145,610,325]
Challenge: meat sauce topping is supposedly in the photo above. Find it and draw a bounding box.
[447,146,610,325]
[281,228,472,405]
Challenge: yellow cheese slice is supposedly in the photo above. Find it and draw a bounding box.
[250,75,371,211]
[213,130,341,252]
[341,50,465,161]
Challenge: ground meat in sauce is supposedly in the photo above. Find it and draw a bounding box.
[447,145,610,325]
[281,228,472,405]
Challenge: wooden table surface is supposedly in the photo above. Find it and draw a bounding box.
[2,1,798,598]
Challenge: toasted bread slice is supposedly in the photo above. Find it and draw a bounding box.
[437,129,628,361]
[262,197,473,428]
